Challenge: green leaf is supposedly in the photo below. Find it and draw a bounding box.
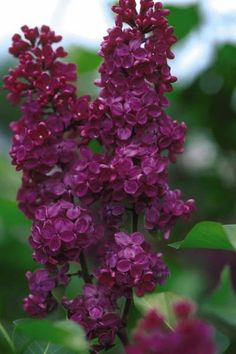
[51,287,66,304]
[160,263,204,301]
[166,5,200,40]
[69,47,101,74]
[0,321,15,353]
[169,222,236,251]
[0,198,31,247]
[134,291,184,329]
[67,47,102,97]
[88,140,103,154]
[14,319,89,353]
[201,267,236,327]
[215,330,230,354]
[12,327,71,354]
[0,156,20,202]
[23,341,74,354]
[0,199,30,228]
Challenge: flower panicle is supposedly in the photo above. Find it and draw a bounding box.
[4,1,198,351]
[126,300,216,354]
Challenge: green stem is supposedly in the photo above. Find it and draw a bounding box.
[79,251,92,283]
[132,209,138,232]
[117,328,129,346]
[68,271,80,277]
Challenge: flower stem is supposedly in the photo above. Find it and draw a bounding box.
[132,209,138,233]
[122,294,132,326]
[79,251,92,283]
[123,210,138,318]
[118,209,138,347]
[117,328,129,346]
[68,271,80,277]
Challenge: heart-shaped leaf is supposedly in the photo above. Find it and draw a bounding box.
[14,319,89,353]
[169,222,236,251]
[201,267,236,327]
[23,341,74,354]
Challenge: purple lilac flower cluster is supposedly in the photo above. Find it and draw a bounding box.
[5,1,197,351]
[81,0,195,237]
[97,231,169,297]
[4,25,91,219]
[63,284,121,348]
[30,200,103,265]
[126,300,216,354]
[23,267,68,317]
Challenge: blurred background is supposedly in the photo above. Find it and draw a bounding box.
[0,0,236,352]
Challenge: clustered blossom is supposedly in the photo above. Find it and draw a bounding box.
[5,1,199,351]
[30,200,103,265]
[63,284,121,349]
[4,25,91,219]
[23,267,68,317]
[126,300,216,354]
[98,231,169,297]
[80,0,195,237]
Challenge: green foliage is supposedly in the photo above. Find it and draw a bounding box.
[0,321,79,354]
[167,44,236,152]
[0,199,31,239]
[202,267,236,327]
[0,321,15,353]
[0,60,21,134]
[215,330,230,354]
[69,47,101,74]
[166,4,200,40]
[0,155,32,320]
[0,156,20,201]
[160,262,204,301]
[14,319,89,354]
[68,47,102,97]
[88,140,103,154]
[169,222,236,251]
[22,342,74,354]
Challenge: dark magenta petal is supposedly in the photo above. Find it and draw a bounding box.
[124,180,138,194]
[89,306,103,320]
[117,127,132,140]
[60,231,75,243]
[123,247,136,259]
[131,232,144,245]
[115,232,131,246]
[66,206,81,220]
[117,259,131,272]
[49,236,61,252]
[76,216,90,233]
